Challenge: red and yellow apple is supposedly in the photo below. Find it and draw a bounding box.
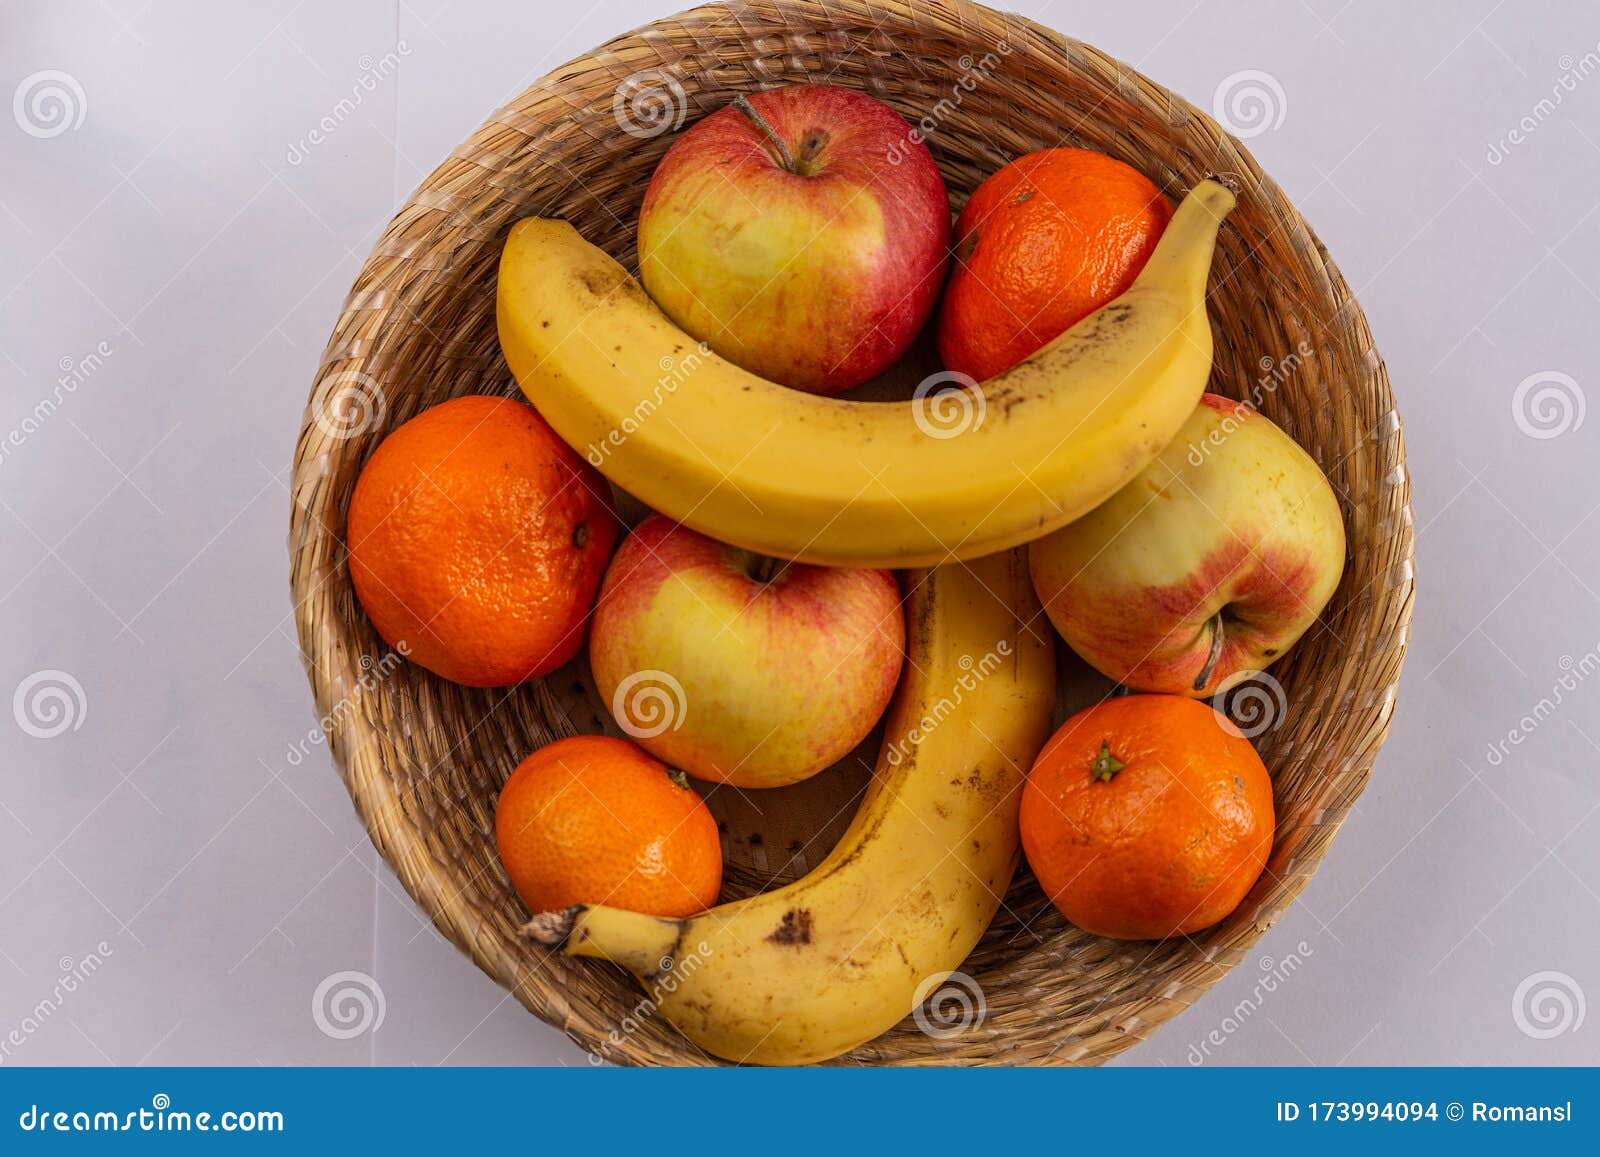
[1029,394,1346,696]
[637,83,950,395]
[589,515,904,788]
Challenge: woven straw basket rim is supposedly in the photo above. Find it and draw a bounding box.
[289,0,1415,1066]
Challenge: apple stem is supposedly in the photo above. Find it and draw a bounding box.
[731,94,797,173]
[750,553,789,584]
[1194,614,1226,693]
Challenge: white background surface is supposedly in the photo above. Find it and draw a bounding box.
[3,0,1598,1066]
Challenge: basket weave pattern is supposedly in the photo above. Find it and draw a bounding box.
[289,0,1414,1065]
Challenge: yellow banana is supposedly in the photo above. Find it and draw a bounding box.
[497,180,1234,569]
[524,549,1055,1065]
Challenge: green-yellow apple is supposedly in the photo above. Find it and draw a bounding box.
[637,83,950,395]
[1029,393,1346,697]
[590,515,904,787]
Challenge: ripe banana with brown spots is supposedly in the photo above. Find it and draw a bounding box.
[524,548,1055,1064]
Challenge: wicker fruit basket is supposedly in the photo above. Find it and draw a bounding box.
[289,0,1414,1065]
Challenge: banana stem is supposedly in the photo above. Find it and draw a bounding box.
[1135,179,1236,304]
[522,907,578,945]
[524,905,686,980]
